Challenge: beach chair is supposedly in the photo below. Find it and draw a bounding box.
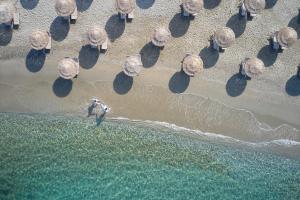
[101,39,108,51]
[13,12,19,29]
[45,32,52,53]
[127,11,134,19]
[70,9,78,23]
[120,13,126,20]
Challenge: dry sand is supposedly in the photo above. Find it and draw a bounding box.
[0,0,300,143]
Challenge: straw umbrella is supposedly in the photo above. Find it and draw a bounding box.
[123,55,142,77]
[182,54,203,77]
[241,58,264,78]
[151,27,171,47]
[58,58,79,79]
[29,30,49,50]
[213,27,236,50]
[115,0,135,14]
[55,0,76,17]
[243,0,265,15]
[275,27,298,49]
[86,26,108,48]
[0,2,13,24]
[182,0,203,16]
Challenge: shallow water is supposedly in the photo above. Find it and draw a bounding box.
[0,113,299,199]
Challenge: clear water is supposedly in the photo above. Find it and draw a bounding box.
[0,113,299,200]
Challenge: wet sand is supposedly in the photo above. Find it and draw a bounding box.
[0,0,300,143]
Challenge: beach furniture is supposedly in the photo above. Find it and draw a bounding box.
[86,26,108,50]
[30,30,52,51]
[239,0,265,19]
[0,2,19,29]
[58,57,79,79]
[297,64,300,78]
[115,0,135,20]
[212,27,235,51]
[182,54,203,77]
[123,55,142,77]
[181,0,203,17]
[241,57,264,79]
[55,0,77,23]
[151,27,171,48]
[271,27,298,51]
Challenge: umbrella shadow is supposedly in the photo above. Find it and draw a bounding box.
[265,0,278,9]
[52,77,73,97]
[20,0,39,10]
[79,45,100,69]
[136,0,155,9]
[113,72,133,95]
[203,0,221,9]
[105,15,125,42]
[226,13,247,38]
[288,15,300,39]
[76,0,93,12]
[0,25,12,46]
[285,75,300,96]
[140,42,161,68]
[199,47,219,68]
[257,45,278,67]
[50,17,70,42]
[25,49,46,73]
[226,73,248,97]
[169,71,190,93]
[169,13,191,38]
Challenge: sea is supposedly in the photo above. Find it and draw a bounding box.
[0,112,299,199]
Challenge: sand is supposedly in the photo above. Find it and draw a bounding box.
[0,0,300,143]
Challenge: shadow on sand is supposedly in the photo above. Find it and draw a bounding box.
[52,77,73,97]
[79,45,100,69]
[140,42,161,68]
[113,72,133,95]
[136,0,155,9]
[226,73,248,97]
[25,49,46,73]
[105,15,125,42]
[169,71,190,94]
[0,25,12,46]
[199,47,219,68]
[285,75,300,96]
[203,0,221,9]
[257,45,278,67]
[50,17,70,42]
[76,0,93,12]
[169,13,190,38]
[265,0,278,9]
[226,13,247,38]
[20,0,39,10]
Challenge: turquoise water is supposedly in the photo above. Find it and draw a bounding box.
[0,113,299,199]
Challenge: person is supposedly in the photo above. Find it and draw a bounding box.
[100,103,110,113]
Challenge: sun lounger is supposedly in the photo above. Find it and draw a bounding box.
[13,12,19,29]
[128,11,134,19]
[101,39,108,50]
[45,32,52,52]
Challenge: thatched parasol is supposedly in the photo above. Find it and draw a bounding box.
[0,3,13,24]
[151,27,171,47]
[55,0,76,17]
[123,55,142,77]
[244,0,265,15]
[214,27,236,48]
[115,0,135,14]
[182,0,203,15]
[242,57,264,78]
[58,58,79,79]
[276,27,298,48]
[29,30,49,50]
[87,26,107,47]
[182,54,203,77]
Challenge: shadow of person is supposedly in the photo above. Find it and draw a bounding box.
[265,0,278,9]
[79,45,100,69]
[257,45,278,67]
[76,0,93,12]
[105,15,125,42]
[0,25,12,46]
[169,13,191,38]
[25,49,46,73]
[136,0,155,9]
[52,77,73,97]
[199,47,219,68]
[203,0,221,9]
[288,15,300,39]
[285,75,300,96]
[140,42,161,68]
[113,72,133,95]
[96,113,106,126]
[169,71,190,93]
[20,0,39,10]
[50,17,70,42]
[226,13,247,38]
[226,73,247,97]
